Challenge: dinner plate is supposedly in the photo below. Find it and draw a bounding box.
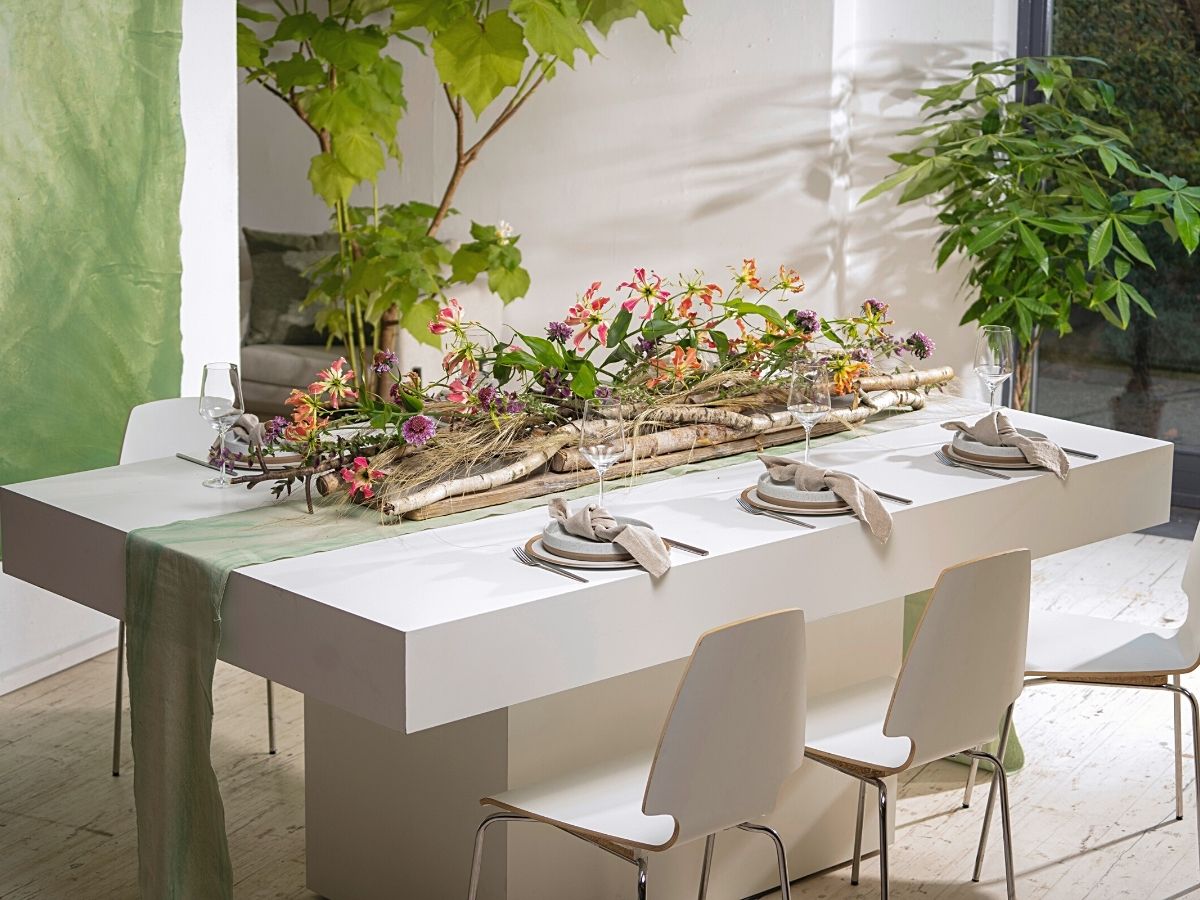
[541,516,650,562]
[524,536,643,570]
[951,428,1045,461]
[740,486,854,516]
[941,444,1040,470]
[755,473,848,509]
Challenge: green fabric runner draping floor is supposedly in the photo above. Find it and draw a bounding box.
[123,402,985,895]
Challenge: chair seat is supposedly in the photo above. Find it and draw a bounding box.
[1026,608,1196,678]
[481,750,678,852]
[805,677,916,776]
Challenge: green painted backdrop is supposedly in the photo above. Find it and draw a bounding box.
[0,1,185,491]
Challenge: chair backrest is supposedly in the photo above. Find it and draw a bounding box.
[121,397,214,464]
[1174,525,1200,668]
[642,609,806,846]
[885,549,1030,765]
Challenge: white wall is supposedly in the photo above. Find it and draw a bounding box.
[0,0,240,697]
[238,0,1015,384]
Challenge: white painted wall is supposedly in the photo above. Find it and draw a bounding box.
[238,0,1015,385]
[0,0,240,696]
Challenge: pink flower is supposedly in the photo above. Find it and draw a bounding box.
[565,282,611,350]
[428,298,464,336]
[447,372,478,405]
[308,357,358,410]
[618,267,670,319]
[340,455,384,500]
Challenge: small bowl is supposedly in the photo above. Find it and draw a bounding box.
[541,515,652,562]
[756,473,845,508]
[952,428,1045,460]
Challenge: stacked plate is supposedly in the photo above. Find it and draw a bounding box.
[523,516,653,570]
[741,474,853,516]
[942,428,1044,469]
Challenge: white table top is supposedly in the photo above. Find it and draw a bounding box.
[0,401,1174,731]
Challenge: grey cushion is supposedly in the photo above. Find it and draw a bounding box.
[242,228,339,346]
[241,343,349,389]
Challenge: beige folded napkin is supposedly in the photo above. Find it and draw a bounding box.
[211,414,263,457]
[942,411,1069,480]
[547,498,671,577]
[758,454,893,543]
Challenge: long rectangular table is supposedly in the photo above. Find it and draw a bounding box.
[0,400,1173,898]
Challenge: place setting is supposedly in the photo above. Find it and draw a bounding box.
[514,396,709,583]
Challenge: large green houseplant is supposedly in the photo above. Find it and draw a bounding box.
[862,56,1200,408]
[238,0,687,394]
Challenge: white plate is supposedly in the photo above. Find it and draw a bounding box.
[741,487,854,516]
[755,473,846,508]
[524,537,643,570]
[941,444,1040,470]
[951,428,1045,461]
[541,516,650,561]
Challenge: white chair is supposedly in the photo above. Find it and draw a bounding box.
[111,397,276,776]
[969,524,1200,874]
[465,609,807,900]
[804,549,1031,900]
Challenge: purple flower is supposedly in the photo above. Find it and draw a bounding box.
[476,385,499,409]
[851,347,874,365]
[505,394,525,415]
[790,308,820,334]
[905,330,936,360]
[401,414,437,446]
[208,444,243,466]
[372,348,398,374]
[546,321,573,343]
[863,298,888,315]
[634,337,656,357]
[537,368,571,399]
[594,385,613,399]
[263,415,288,445]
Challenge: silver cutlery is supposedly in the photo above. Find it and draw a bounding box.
[736,495,816,528]
[176,452,260,473]
[872,490,913,505]
[512,546,589,583]
[934,449,1012,480]
[663,537,709,556]
[1061,447,1099,460]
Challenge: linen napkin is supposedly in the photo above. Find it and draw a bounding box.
[547,498,671,576]
[758,454,893,543]
[942,411,1069,480]
[210,413,263,458]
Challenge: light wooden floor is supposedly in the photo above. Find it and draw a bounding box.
[1,531,1197,899]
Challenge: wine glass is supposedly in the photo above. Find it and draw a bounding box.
[579,397,627,508]
[788,361,832,465]
[199,362,245,488]
[974,325,1014,410]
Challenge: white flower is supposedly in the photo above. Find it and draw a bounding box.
[496,220,514,245]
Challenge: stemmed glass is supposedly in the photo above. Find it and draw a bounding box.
[788,361,832,465]
[974,325,1014,410]
[199,362,245,489]
[579,396,627,508]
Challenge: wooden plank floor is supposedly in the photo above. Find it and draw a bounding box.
[1,531,1196,898]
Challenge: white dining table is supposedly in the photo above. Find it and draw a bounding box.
[0,398,1173,899]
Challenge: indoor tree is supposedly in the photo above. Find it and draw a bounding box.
[238,0,687,395]
[862,56,1200,408]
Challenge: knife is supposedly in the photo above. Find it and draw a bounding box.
[663,537,709,556]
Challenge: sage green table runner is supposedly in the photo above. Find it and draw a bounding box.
[123,399,996,897]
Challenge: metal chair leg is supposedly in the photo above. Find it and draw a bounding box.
[972,703,1015,881]
[466,813,528,900]
[738,823,792,900]
[266,679,277,755]
[112,622,125,777]
[968,750,1016,899]
[963,753,980,808]
[870,778,890,900]
[696,833,715,900]
[637,857,648,900]
[1175,674,1184,820]
[1165,681,1200,871]
[851,779,866,885]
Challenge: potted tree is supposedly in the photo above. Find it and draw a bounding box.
[862,56,1200,409]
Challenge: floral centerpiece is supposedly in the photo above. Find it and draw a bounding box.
[231,259,951,518]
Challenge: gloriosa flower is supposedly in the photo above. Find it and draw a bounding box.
[646,346,702,389]
[825,353,871,395]
[681,273,722,309]
[340,455,384,500]
[447,372,478,405]
[618,268,670,319]
[429,298,467,336]
[565,282,611,349]
[777,266,806,294]
[732,258,763,292]
[284,390,328,441]
[308,357,358,410]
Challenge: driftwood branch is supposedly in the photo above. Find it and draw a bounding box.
[855,366,954,394]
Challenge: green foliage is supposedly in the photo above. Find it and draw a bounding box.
[862,55,1199,357]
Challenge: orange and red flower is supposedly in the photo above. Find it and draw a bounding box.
[308,357,358,409]
[428,298,466,336]
[777,266,805,294]
[732,258,763,293]
[565,282,611,350]
[341,455,384,500]
[618,268,670,319]
[646,346,702,389]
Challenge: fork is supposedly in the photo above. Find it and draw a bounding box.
[934,449,1012,480]
[735,495,816,528]
[512,546,589,583]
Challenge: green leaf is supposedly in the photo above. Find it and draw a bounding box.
[965,218,1014,254]
[275,12,321,42]
[585,0,687,43]
[304,87,366,132]
[511,0,597,66]
[1096,144,1117,176]
[450,247,489,283]
[433,12,529,118]
[488,266,530,303]
[859,162,925,204]
[1087,218,1113,269]
[308,152,357,205]
[271,54,327,91]
[498,349,542,371]
[1122,281,1155,317]
[523,334,565,369]
[391,0,468,32]
[570,361,598,398]
[1016,222,1049,274]
[606,308,633,348]
[1114,283,1130,326]
[238,3,275,23]
[334,128,385,181]
[237,23,267,68]
[1174,198,1200,254]
[1113,219,1154,268]
[311,20,388,69]
[404,299,442,348]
